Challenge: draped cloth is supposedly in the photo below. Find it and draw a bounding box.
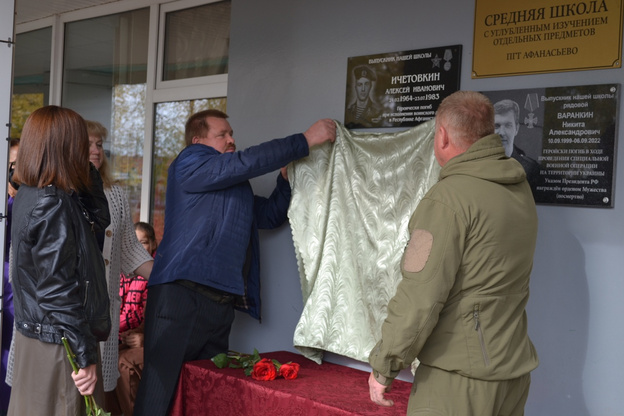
[288,119,440,364]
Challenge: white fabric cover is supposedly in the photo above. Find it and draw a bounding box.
[288,119,439,364]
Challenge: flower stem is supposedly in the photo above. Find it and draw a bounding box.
[61,337,111,416]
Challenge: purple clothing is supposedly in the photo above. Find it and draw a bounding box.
[1,196,14,411]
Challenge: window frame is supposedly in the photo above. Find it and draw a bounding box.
[14,0,230,223]
[156,0,229,92]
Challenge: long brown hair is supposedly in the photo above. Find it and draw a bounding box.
[14,106,91,193]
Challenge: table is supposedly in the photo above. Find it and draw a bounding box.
[170,350,411,415]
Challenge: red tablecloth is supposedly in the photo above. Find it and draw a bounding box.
[170,350,411,415]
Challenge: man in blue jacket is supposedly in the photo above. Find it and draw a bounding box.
[134,109,336,415]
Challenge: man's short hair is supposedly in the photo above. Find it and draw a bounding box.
[185,109,229,147]
[493,99,520,125]
[353,65,376,82]
[436,91,495,149]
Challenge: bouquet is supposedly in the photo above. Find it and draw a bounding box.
[212,349,301,381]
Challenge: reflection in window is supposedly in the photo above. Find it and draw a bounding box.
[151,98,227,241]
[11,94,45,139]
[163,0,230,81]
[111,84,147,222]
[11,27,52,139]
[63,8,149,223]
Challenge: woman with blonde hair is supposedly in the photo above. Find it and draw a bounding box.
[8,106,111,415]
[85,120,154,413]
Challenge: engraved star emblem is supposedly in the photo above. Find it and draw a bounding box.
[431,54,442,68]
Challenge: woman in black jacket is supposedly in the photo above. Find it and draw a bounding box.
[7,106,111,415]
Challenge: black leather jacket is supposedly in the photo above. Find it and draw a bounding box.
[11,169,111,369]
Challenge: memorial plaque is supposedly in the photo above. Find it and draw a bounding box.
[344,45,462,129]
[482,84,619,207]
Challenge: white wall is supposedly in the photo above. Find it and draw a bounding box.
[226,1,624,415]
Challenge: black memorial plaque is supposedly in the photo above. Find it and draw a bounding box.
[482,84,619,207]
[344,45,462,129]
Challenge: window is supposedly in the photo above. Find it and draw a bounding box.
[63,8,150,223]
[11,27,52,139]
[162,1,230,81]
[13,0,231,238]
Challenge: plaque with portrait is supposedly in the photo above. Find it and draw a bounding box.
[344,45,462,129]
[482,83,619,207]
